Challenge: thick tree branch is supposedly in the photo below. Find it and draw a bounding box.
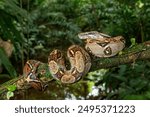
[91,47,150,71]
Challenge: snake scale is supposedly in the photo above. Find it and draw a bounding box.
[23,31,125,90]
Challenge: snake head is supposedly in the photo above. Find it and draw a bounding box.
[26,72,46,91]
[23,60,45,91]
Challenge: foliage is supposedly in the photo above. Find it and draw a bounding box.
[7,84,17,92]
[6,91,14,99]
[105,0,150,44]
[76,0,150,44]
[0,48,17,77]
[97,61,150,99]
[27,0,82,50]
[6,84,16,99]
[0,0,28,76]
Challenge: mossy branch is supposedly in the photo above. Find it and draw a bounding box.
[91,43,150,71]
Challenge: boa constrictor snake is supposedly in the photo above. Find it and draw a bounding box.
[23,31,125,90]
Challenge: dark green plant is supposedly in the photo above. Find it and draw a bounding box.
[101,61,150,99]
[28,0,82,48]
[0,48,17,77]
[0,0,28,76]
[104,0,150,44]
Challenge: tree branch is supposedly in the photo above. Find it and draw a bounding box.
[91,46,150,71]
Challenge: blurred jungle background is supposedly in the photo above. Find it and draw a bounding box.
[0,0,150,99]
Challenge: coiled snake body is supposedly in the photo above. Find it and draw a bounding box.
[48,45,91,83]
[23,31,125,90]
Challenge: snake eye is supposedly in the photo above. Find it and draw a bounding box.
[30,74,37,80]
[27,72,37,81]
[26,72,38,83]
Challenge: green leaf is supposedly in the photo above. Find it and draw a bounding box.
[7,85,17,92]
[136,0,144,8]
[0,48,17,77]
[6,91,14,100]
[130,38,136,47]
[87,81,94,93]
